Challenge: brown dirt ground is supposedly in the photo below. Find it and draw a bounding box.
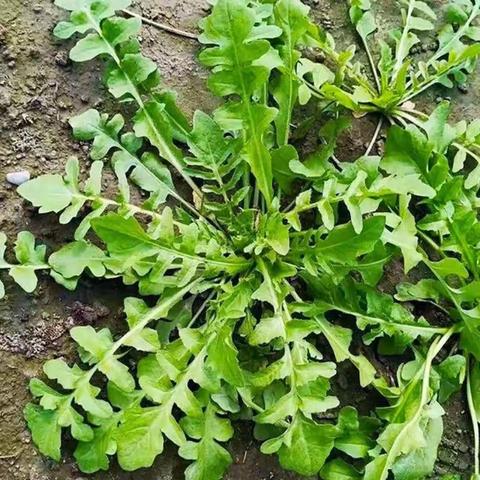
[0,0,476,479]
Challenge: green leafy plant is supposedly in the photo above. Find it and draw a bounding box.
[299,0,480,160]
[0,0,479,478]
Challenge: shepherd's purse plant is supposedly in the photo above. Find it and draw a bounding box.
[1,0,480,478]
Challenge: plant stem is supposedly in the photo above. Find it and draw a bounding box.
[0,263,49,271]
[364,117,383,156]
[78,196,250,269]
[85,121,201,218]
[73,193,212,234]
[289,287,302,303]
[421,253,468,320]
[282,198,296,214]
[405,0,480,92]
[317,43,377,96]
[325,301,450,336]
[68,282,198,404]
[122,9,198,40]
[362,37,381,92]
[433,2,480,63]
[277,27,295,147]
[253,183,260,211]
[188,290,216,328]
[85,10,203,200]
[303,79,378,113]
[467,356,480,476]
[392,108,424,128]
[391,0,415,82]
[417,230,446,258]
[401,45,480,103]
[379,327,456,480]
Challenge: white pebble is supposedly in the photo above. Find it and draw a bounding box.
[6,170,30,185]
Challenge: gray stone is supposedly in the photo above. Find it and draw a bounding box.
[6,170,30,185]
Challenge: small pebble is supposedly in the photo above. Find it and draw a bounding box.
[6,170,30,185]
[54,51,69,67]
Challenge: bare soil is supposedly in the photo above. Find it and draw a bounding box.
[0,0,476,478]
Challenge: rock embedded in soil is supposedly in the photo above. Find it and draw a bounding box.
[5,170,30,185]
[54,51,69,67]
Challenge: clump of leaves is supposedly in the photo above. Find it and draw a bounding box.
[1,0,480,479]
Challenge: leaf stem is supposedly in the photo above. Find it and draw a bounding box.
[361,36,381,93]
[405,0,480,92]
[364,117,383,156]
[401,41,480,103]
[72,193,187,230]
[417,230,446,259]
[188,290,216,328]
[85,10,203,200]
[313,42,377,96]
[326,301,449,336]
[421,253,467,318]
[433,2,480,63]
[276,22,295,147]
[391,0,415,82]
[467,356,480,476]
[86,122,201,218]
[0,263,49,271]
[378,326,456,480]
[303,79,378,113]
[253,183,260,211]
[220,1,273,206]
[66,282,198,406]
